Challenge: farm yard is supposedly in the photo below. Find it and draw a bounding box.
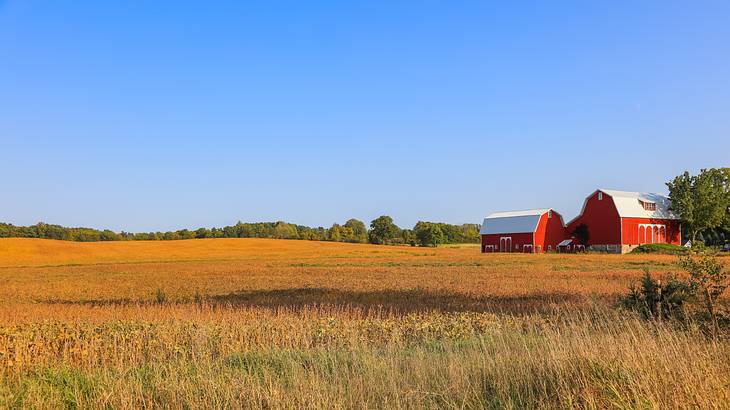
[1,238,729,408]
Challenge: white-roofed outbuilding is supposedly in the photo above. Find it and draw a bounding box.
[480,208,566,253]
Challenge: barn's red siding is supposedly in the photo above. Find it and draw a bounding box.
[621,218,681,246]
[567,191,681,250]
[481,232,534,252]
[533,211,567,252]
[566,192,621,246]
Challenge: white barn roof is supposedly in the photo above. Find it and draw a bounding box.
[480,209,551,235]
[599,189,679,219]
[567,189,679,224]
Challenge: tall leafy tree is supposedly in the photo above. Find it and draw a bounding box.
[273,221,299,239]
[401,229,416,246]
[667,168,730,242]
[414,222,446,247]
[572,223,590,246]
[343,218,368,243]
[368,216,400,245]
[327,223,343,242]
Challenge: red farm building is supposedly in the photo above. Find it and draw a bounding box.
[480,209,566,253]
[565,189,681,253]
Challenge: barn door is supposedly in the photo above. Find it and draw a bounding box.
[499,237,513,252]
[505,237,512,253]
[639,226,645,244]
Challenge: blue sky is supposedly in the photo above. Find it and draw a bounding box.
[1,1,728,232]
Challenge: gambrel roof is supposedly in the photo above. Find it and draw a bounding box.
[567,189,679,225]
[598,189,678,219]
[480,209,559,235]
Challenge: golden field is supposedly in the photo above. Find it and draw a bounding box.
[0,237,680,311]
[0,238,728,409]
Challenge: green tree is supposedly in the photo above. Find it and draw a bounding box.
[414,222,446,247]
[368,216,400,245]
[273,221,299,239]
[328,223,343,242]
[163,231,180,240]
[667,168,730,243]
[100,230,120,241]
[195,228,211,239]
[572,223,590,246]
[401,229,416,246]
[177,229,196,240]
[343,219,368,243]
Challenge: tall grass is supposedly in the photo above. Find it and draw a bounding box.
[1,307,728,408]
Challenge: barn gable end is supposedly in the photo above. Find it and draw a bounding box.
[566,189,681,253]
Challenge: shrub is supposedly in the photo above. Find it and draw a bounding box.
[155,288,168,305]
[690,240,707,252]
[631,244,687,255]
[620,269,692,321]
[678,253,728,338]
[572,224,590,246]
[622,254,729,338]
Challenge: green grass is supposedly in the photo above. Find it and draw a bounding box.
[631,244,687,255]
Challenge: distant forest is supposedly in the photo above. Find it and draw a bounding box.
[0,217,480,247]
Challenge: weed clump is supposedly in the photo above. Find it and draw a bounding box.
[155,288,167,305]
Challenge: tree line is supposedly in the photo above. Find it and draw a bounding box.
[0,217,479,247]
[3,168,726,248]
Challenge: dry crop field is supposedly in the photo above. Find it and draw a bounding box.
[1,238,729,408]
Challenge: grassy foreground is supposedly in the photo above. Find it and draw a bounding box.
[0,238,728,408]
[3,307,728,408]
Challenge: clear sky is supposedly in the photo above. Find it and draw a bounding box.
[1,1,728,232]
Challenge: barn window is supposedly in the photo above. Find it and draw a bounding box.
[639,200,656,211]
[548,210,552,218]
[598,192,603,201]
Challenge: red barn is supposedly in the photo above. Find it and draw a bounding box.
[480,209,566,253]
[566,189,681,253]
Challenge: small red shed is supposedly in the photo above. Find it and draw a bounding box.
[566,189,681,253]
[480,209,566,253]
